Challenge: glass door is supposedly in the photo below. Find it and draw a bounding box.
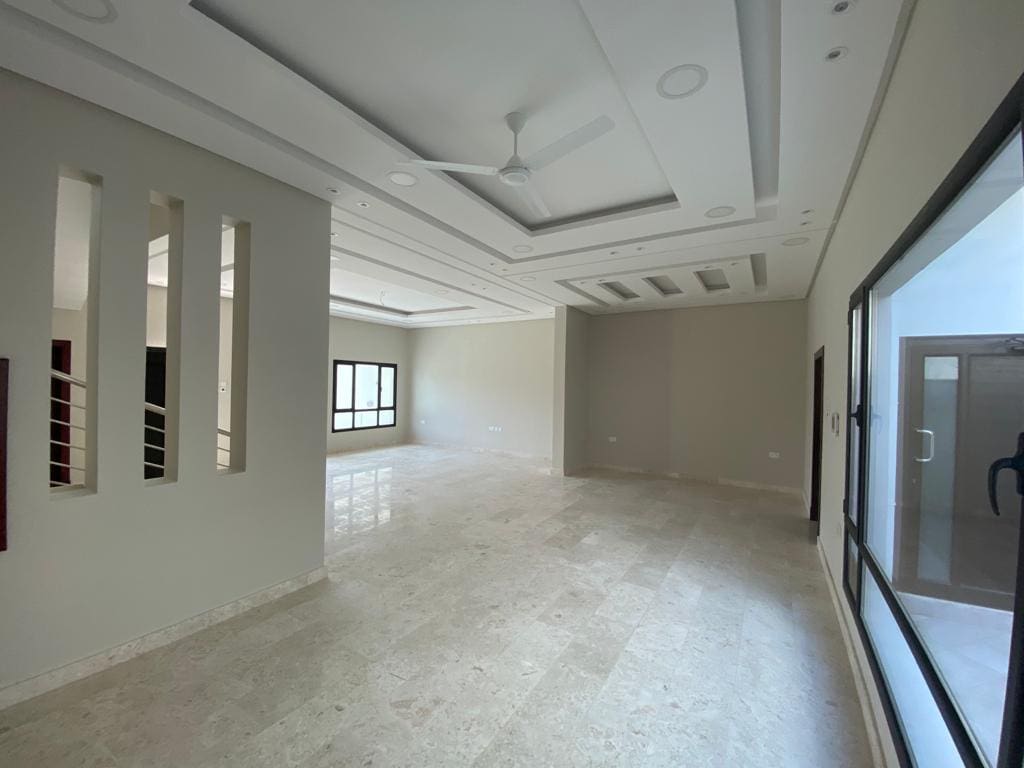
[846,120,1024,768]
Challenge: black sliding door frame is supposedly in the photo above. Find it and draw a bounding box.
[841,71,1024,768]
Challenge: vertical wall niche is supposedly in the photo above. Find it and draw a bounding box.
[145,193,183,482]
[49,169,100,492]
[217,217,250,473]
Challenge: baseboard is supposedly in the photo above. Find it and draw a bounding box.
[585,464,802,497]
[0,565,327,710]
[410,439,552,463]
[816,539,888,768]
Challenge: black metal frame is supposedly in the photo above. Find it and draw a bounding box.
[331,359,397,433]
[841,71,1024,768]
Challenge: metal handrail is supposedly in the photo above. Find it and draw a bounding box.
[50,369,86,388]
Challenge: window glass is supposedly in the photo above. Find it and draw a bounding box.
[379,409,395,427]
[355,364,379,410]
[355,411,378,429]
[335,363,353,409]
[862,130,1023,766]
[333,412,353,431]
[847,304,862,524]
[380,366,395,409]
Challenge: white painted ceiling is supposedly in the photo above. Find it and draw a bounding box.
[7,0,913,328]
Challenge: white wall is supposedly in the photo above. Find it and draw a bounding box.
[327,316,411,453]
[804,1,1024,763]
[410,320,555,458]
[0,71,329,691]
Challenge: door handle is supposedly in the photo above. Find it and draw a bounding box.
[914,428,935,463]
[988,432,1024,516]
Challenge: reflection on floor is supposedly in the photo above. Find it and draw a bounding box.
[902,592,1012,765]
[1,445,871,767]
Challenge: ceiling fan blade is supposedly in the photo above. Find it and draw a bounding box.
[515,180,552,219]
[524,114,615,171]
[398,159,499,176]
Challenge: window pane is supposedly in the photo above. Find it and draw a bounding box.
[863,130,1023,765]
[355,411,377,428]
[355,364,379,410]
[846,534,860,600]
[379,409,395,427]
[862,570,963,768]
[333,412,353,431]
[335,363,353,410]
[380,366,395,408]
[847,305,862,523]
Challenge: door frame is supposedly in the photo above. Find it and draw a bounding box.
[810,346,825,532]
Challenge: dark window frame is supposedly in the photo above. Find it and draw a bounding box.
[842,71,1024,768]
[331,360,397,433]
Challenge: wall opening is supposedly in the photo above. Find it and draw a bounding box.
[50,169,100,491]
[217,218,250,472]
[145,193,183,482]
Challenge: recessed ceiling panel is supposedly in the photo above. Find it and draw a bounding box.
[191,0,673,226]
[329,268,464,313]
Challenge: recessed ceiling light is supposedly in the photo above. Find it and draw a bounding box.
[801,221,811,226]
[355,201,370,209]
[52,0,117,23]
[438,289,450,294]
[801,209,815,215]
[387,171,418,187]
[825,46,849,62]
[326,186,340,195]
[330,231,338,238]
[520,276,536,282]
[636,246,645,252]
[831,0,855,14]
[783,237,810,246]
[705,206,736,219]
[512,245,533,254]
[656,64,709,100]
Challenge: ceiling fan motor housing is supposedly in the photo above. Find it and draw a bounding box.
[499,165,530,187]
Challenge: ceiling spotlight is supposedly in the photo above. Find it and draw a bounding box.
[801,209,815,215]
[831,0,855,14]
[825,46,849,62]
[512,245,534,254]
[326,186,340,195]
[330,231,338,238]
[636,246,645,252]
[706,206,736,219]
[656,64,709,100]
[387,171,418,187]
[520,276,536,282]
[355,201,370,209]
[783,237,810,246]
[438,289,450,294]
[52,0,117,23]
[609,250,619,256]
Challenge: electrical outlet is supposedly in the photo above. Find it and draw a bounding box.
[608,436,617,443]
[768,451,780,459]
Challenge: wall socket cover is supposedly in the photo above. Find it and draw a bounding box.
[768,451,780,459]
[608,436,618,443]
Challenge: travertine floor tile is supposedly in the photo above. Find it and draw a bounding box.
[0,445,871,767]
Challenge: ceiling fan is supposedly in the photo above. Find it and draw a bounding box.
[398,111,615,219]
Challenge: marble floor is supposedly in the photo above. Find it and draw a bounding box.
[0,445,872,767]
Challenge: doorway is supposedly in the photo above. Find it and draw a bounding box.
[810,347,824,535]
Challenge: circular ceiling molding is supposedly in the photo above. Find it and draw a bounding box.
[825,46,849,62]
[656,64,708,100]
[512,245,534,254]
[519,276,536,282]
[705,205,736,219]
[52,0,117,23]
[326,186,340,195]
[783,237,810,246]
[387,171,418,187]
[831,0,856,14]
[355,201,370,209]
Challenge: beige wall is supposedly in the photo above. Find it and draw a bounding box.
[805,2,1024,764]
[327,316,411,453]
[552,307,589,474]
[410,320,555,458]
[0,71,329,691]
[587,301,807,491]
